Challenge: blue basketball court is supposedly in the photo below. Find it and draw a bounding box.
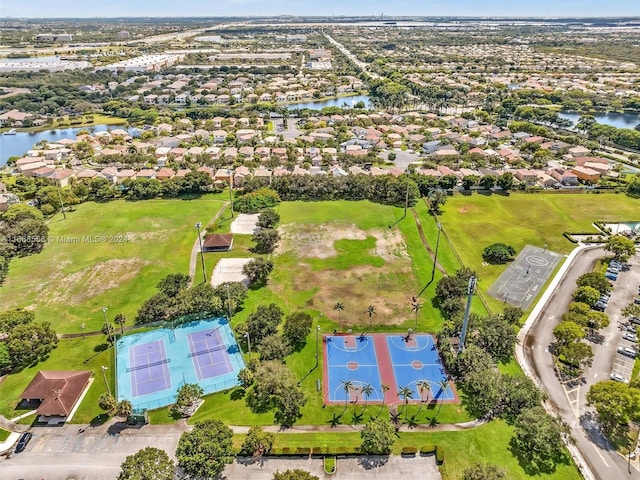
[323,333,457,405]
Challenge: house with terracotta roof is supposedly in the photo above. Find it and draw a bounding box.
[202,233,233,252]
[20,370,92,424]
[571,166,601,183]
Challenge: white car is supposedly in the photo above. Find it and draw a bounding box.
[618,346,638,358]
[622,332,638,342]
[610,373,629,383]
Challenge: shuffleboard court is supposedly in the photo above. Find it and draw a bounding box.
[488,245,563,309]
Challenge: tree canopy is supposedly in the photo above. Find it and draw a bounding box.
[604,235,636,261]
[239,425,275,457]
[283,311,313,346]
[360,417,397,454]
[175,420,235,478]
[272,470,319,480]
[482,243,516,264]
[118,447,174,480]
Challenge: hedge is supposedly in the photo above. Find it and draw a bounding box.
[420,445,437,455]
[401,447,418,455]
[296,447,311,455]
[436,446,445,465]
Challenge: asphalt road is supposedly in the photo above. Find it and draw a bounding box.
[525,246,640,480]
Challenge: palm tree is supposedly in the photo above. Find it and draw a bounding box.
[416,380,432,415]
[333,302,345,331]
[397,385,414,421]
[364,305,377,329]
[377,383,390,418]
[116,399,133,418]
[98,392,116,413]
[340,380,353,411]
[434,379,450,420]
[411,300,422,332]
[361,384,374,416]
[113,313,126,336]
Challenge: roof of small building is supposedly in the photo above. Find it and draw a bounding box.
[20,370,92,417]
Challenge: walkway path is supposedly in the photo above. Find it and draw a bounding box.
[188,201,229,286]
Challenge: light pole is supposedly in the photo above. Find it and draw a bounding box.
[102,307,111,343]
[245,332,252,355]
[101,366,111,397]
[430,223,442,283]
[315,325,321,368]
[227,169,234,218]
[195,222,207,284]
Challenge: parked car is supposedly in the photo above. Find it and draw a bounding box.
[623,332,638,342]
[593,301,607,312]
[617,346,638,358]
[14,432,32,453]
[605,273,617,281]
[631,316,640,325]
[634,297,640,305]
[607,267,620,274]
[610,373,629,383]
[626,324,638,332]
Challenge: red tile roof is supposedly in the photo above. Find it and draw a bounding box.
[21,370,92,417]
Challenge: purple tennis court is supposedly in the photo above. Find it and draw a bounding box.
[188,327,234,380]
[116,318,245,411]
[129,340,171,396]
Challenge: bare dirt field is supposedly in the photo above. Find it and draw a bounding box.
[274,223,414,326]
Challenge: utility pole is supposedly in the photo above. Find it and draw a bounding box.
[101,366,111,397]
[102,307,111,343]
[55,176,67,220]
[315,325,321,368]
[458,276,476,354]
[195,222,207,283]
[430,223,442,283]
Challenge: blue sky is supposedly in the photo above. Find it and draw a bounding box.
[3,0,639,18]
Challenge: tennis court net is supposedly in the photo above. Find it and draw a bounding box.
[126,358,170,372]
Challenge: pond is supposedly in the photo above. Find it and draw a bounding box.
[558,111,640,130]
[286,95,371,111]
[0,124,135,167]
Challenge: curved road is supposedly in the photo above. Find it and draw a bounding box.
[523,246,640,480]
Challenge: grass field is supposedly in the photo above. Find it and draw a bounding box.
[0,195,228,334]
[431,192,640,311]
[0,428,10,441]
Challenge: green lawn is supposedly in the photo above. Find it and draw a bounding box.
[0,428,10,441]
[435,192,640,312]
[0,195,228,334]
[231,420,580,480]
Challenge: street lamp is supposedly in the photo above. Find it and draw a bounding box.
[101,366,111,397]
[102,307,111,343]
[195,222,207,284]
[227,169,234,218]
[315,325,321,368]
[430,223,442,283]
[245,332,252,355]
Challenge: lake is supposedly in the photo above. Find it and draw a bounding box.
[286,95,371,111]
[558,111,640,130]
[0,124,133,167]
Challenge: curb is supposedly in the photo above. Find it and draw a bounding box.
[515,243,599,480]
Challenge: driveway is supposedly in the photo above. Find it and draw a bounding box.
[523,246,640,480]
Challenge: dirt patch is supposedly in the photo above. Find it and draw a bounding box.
[122,230,175,242]
[458,206,471,213]
[277,223,368,258]
[42,258,150,305]
[370,228,409,261]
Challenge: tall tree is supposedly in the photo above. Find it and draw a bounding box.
[512,407,571,473]
[116,400,133,418]
[360,417,397,454]
[333,302,345,330]
[397,385,414,420]
[364,305,377,329]
[242,258,274,286]
[341,379,354,410]
[118,447,174,480]
[587,380,640,430]
[361,383,374,416]
[7,321,58,367]
[176,420,235,478]
[114,313,126,336]
[98,393,116,413]
[283,311,313,346]
[246,303,284,345]
[604,235,635,261]
[377,383,390,417]
[239,425,275,458]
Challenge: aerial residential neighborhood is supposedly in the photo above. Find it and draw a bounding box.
[0,3,639,480]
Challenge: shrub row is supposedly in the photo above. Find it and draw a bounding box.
[420,445,437,454]
[267,446,361,456]
[436,447,445,465]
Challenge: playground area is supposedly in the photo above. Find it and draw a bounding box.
[323,334,457,406]
[487,245,563,309]
[115,318,244,411]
